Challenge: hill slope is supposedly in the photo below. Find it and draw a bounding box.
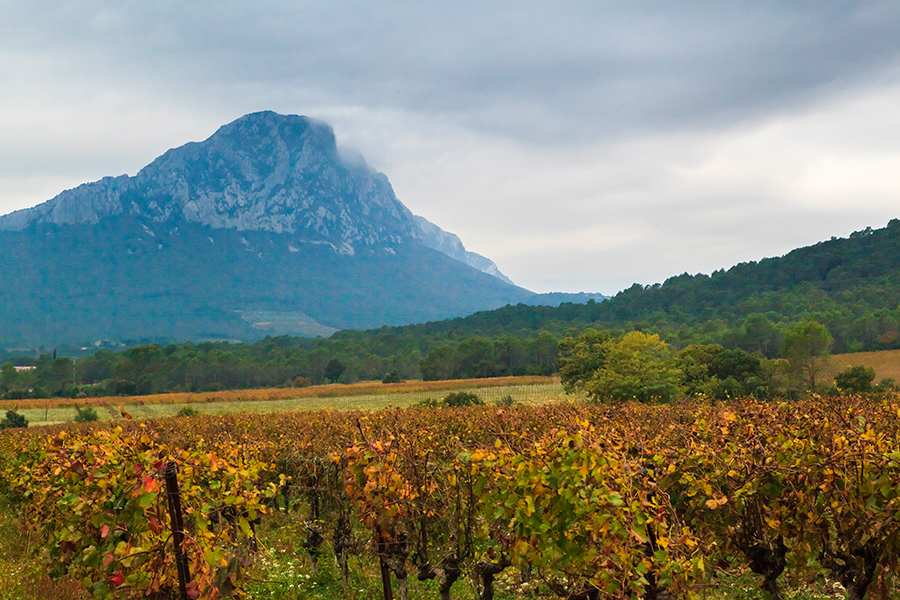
[0,112,531,347]
[333,220,900,356]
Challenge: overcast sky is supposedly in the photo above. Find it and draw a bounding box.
[3,2,900,294]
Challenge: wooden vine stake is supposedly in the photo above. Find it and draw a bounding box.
[165,461,192,600]
[377,530,394,600]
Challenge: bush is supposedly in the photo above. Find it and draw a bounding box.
[382,370,401,384]
[175,406,200,417]
[73,405,99,422]
[416,391,484,408]
[875,377,897,394]
[0,409,28,429]
[443,391,484,407]
[834,365,876,394]
[292,376,312,388]
[416,397,444,408]
[496,394,518,406]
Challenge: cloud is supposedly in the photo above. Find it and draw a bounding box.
[6,3,900,140]
[1,1,900,294]
[339,77,900,293]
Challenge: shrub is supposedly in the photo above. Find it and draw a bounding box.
[443,391,484,407]
[0,409,28,429]
[175,406,200,417]
[834,365,876,394]
[292,376,312,388]
[416,397,443,408]
[73,405,99,422]
[382,370,401,384]
[875,377,897,394]
[417,391,484,408]
[496,394,518,406]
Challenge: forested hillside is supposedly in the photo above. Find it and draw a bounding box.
[596,220,900,354]
[341,220,900,354]
[3,221,900,397]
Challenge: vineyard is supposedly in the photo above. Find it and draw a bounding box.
[2,396,900,599]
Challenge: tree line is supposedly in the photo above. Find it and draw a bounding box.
[0,317,888,401]
[3,221,900,398]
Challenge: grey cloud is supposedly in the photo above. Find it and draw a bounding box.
[5,2,900,144]
[3,1,900,294]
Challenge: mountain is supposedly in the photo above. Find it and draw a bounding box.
[0,111,531,347]
[410,215,514,285]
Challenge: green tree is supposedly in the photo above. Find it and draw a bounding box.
[834,365,875,394]
[0,362,18,394]
[495,335,527,376]
[781,320,833,391]
[743,313,780,357]
[79,349,119,384]
[35,356,75,396]
[455,336,499,379]
[558,329,612,394]
[676,344,721,397]
[324,358,346,383]
[419,346,457,381]
[441,391,483,407]
[530,331,559,375]
[584,331,682,403]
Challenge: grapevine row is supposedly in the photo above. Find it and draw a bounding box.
[2,397,900,599]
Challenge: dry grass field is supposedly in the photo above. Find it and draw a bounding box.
[824,348,900,383]
[0,375,554,411]
[2,376,570,426]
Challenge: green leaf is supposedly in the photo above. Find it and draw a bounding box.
[238,517,253,539]
[474,476,487,497]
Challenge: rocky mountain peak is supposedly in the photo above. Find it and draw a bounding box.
[131,111,418,251]
[0,111,511,280]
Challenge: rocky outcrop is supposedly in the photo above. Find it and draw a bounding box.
[0,111,512,283]
[411,216,514,285]
[0,175,128,230]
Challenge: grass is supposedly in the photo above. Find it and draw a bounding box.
[0,376,555,412]
[825,348,900,383]
[241,511,852,600]
[0,500,89,600]
[12,380,574,426]
[0,498,870,600]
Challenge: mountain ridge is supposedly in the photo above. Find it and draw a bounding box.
[0,111,530,347]
[0,111,512,282]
